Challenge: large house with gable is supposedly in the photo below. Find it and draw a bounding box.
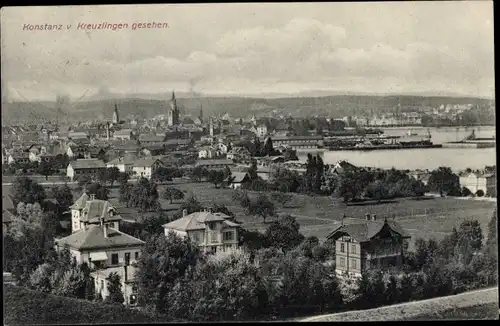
[70,193,123,233]
[163,209,240,254]
[66,159,107,181]
[326,214,411,278]
[55,193,144,306]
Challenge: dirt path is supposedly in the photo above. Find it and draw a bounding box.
[300,287,498,322]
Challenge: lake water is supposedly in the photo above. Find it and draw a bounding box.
[299,126,496,172]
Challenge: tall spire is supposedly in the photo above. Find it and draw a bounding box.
[199,103,203,122]
[112,103,119,124]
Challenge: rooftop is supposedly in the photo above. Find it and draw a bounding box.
[163,210,238,231]
[69,159,106,169]
[55,225,145,250]
[326,216,410,243]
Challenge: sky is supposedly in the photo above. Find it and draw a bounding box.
[0,2,495,101]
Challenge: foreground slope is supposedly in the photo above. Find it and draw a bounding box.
[300,287,499,322]
[3,284,174,325]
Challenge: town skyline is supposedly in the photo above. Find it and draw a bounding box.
[1,2,495,101]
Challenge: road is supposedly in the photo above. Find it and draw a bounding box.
[299,287,498,322]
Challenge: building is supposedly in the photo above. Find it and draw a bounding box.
[132,158,163,179]
[256,124,268,138]
[7,151,30,165]
[271,135,323,148]
[198,146,220,159]
[227,172,250,189]
[112,104,120,124]
[163,209,240,254]
[167,91,180,127]
[113,129,133,141]
[91,265,138,306]
[106,156,136,174]
[70,193,123,233]
[459,171,496,197]
[54,222,144,306]
[66,159,107,181]
[195,159,234,170]
[326,214,411,278]
[329,160,358,175]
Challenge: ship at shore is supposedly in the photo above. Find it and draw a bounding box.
[325,128,440,151]
[442,129,496,149]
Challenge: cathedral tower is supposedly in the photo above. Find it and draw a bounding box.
[167,91,180,126]
[112,103,119,124]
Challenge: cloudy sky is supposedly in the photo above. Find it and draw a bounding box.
[1,2,495,101]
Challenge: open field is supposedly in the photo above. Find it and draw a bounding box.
[150,182,496,251]
[300,287,498,321]
[4,180,495,250]
[3,284,174,324]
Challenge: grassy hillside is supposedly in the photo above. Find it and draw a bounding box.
[3,284,173,324]
[300,287,498,321]
[2,94,493,123]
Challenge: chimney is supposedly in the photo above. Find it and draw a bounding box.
[372,214,377,221]
[365,213,371,221]
[100,217,104,227]
[90,193,96,201]
[124,265,128,282]
[182,209,187,217]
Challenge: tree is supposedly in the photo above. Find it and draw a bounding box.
[119,183,132,205]
[16,202,44,226]
[476,189,485,197]
[249,194,276,223]
[152,167,175,184]
[117,172,130,185]
[105,272,125,305]
[208,170,226,188]
[163,187,185,204]
[106,167,120,186]
[365,180,389,203]
[77,175,92,188]
[12,176,47,206]
[283,148,298,161]
[264,215,305,252]
[232,190,251,210]
[127,178,160,212]
[262,137,274,156]
[190,166,208,182]
[455,220,483,263]
[85,182,109,200]
[180,194,203,215]
[136,233,201,313]
[356,270,386,308]
[50,184,74,211]
[247,160,259,180]
[38,160,54,180]
[51,266,87,299]
[428,167,460,196]
[210,204,235,218]
[270,192,293,208]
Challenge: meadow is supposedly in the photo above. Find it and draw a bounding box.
[3,179,496,251]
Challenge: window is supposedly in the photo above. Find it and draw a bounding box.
[223,231,234,241]
[135,252,139,260]
[339,257,346,267]
[350,244,357,254]
[125,252,130,265]
[101,280,104,289]
[111,253,119,265]
[340,243,345,253]
[351,259,357,270]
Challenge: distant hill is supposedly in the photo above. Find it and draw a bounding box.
[1,94,494,123]
[4,283,173,324]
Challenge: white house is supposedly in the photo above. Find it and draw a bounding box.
[106,156,136,174]
[216,142,229,154]
[226,172,250,189]
[132,158,163,179]
[113,129,133,141]
[163,209,240,254]
[91,265,139,306]
[459,171,496,196]
[54,222,144,306]
[198,146,219,159]
[256,124,268,138]
[66,159,107,181]
[70,193,123,233]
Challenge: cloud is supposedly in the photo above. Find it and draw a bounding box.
[1,3,495,99]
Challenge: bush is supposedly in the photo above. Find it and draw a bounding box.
[461,187,472,197]
[475,189,485,197]
[4,284,170,324]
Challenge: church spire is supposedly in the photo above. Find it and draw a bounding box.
[112,103,119,124]
[199,103,203,122]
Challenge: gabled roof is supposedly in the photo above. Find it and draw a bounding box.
[133,158,163,167]
[69,159,106,169]
[195,159,234,166]
[326,218,410,243]
[55,225,145,250]
[80,200,122,223]
[113,129,133,136]
[230,172,250,183]
[163,211,237,231]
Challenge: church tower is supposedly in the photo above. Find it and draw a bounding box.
[112,103,119,124]
[209,118,214,137]
[167,91,180,126]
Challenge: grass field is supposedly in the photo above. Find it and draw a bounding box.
[300,287,498,321]
[4,180,496,251]
[3,284,173,324]
[127,182,496,251]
